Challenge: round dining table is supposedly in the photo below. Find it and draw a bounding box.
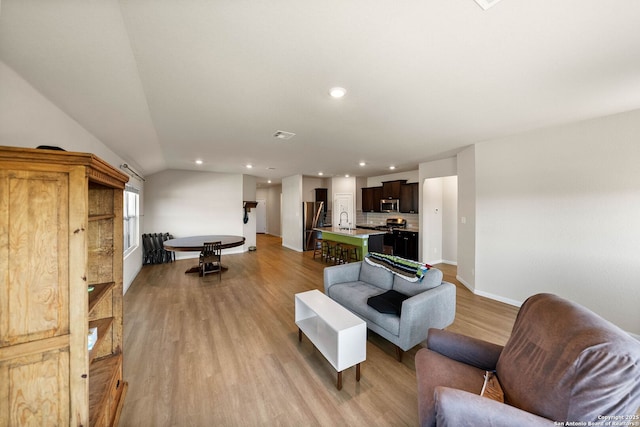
[163,235,246,274]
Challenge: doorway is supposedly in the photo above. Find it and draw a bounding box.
[256,199,267,233]
[422,176,457,265]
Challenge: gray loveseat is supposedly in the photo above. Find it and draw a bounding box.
[324,260,456,361]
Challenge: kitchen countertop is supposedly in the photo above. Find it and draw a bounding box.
[354,223,383,230]
[314,226,388,238]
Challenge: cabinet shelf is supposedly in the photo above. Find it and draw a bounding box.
[89,213,115,222]
[89,317,114,364]
[88,282,115,315]
[89,353,127,427]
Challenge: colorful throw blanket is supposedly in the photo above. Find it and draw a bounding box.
[365,252,431,282]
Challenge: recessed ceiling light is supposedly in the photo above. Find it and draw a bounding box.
[318,172,324,176]
[195,159,203,165]
[246,164,253,169]
[359,161,366,167]
[345,174,350,178]
[267,180,272,184]
[389,165,396,170]
[329,87,346,98]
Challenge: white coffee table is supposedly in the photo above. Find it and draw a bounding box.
[295,289,367,390]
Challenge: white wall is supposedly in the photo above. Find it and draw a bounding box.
[281,175,303,251]
[257,184,282,236]
[474,109,640,334]
[456,147,476,291]
[442,176,458,264]
[0,61,143,293]
[423,178,443,265]
[302,176,324,202]
[418,157,458,263]
[422,176,458,265]
[143,169,246,258]
[242,174,257,248]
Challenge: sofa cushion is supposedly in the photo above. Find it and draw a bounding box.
[367,290,409,315]
[496,293,640,423]
[415,347,486,427]
[359,260,393,290]
[393,267,443,296]
[328,281,401,336]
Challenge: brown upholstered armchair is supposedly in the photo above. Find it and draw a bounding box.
[415,293,640,426]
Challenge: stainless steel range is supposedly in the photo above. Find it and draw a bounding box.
[376,217,407,232]
[380,218,406,254]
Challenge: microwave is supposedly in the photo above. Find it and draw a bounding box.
[380,199,399,212]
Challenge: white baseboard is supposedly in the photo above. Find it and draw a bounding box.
[474,289,523,308]
[456,275,475,293]
[426,258,443,265]
[282,243,303,252]
[441,259,458,266]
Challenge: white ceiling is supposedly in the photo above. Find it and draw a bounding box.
[2,0,640,184]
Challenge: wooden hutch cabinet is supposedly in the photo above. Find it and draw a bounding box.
[0,146,129,426]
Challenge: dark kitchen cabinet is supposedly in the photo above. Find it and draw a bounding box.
[315,188,328,226]
[393,230,419,261]
[315,188,327,212]
[362,186,382,212]
[382,180,407,199]
[368,234,384,253]
[400,182,419,213]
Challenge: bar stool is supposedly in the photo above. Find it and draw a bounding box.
[339,244,360,264]
[325,241,340,264]
[312,237,324,260]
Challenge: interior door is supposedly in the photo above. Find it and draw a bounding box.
[333,193,354,229]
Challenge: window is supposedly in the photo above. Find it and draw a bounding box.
[123,185,139,257]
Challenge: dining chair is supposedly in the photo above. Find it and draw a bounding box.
[199,241,222,280]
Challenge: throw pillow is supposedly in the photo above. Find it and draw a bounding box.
[367,290,410,315]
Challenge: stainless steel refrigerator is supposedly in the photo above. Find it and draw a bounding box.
[303,201,324,251]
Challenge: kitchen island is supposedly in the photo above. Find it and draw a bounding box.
[314,226,387,259]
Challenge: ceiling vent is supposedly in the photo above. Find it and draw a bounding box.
[273,130,296,140]
[474,0,503,10]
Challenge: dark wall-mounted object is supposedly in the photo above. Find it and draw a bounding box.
[36,145,66,151]
[243,201,259,224]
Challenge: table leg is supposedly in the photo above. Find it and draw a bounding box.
[298,328,302,342]
[184,264,229,275]
[337,371,343,390]
[356,363,361,382]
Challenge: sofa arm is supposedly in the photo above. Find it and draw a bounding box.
[323,262,362,295]
[397,282,456,351]
[432,387,555,427]
[427,329,504,371]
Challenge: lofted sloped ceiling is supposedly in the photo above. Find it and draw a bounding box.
[1,0,640,183]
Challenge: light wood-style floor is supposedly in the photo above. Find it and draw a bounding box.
[120,234,519,426]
